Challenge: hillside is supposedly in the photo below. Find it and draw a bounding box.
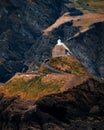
[50,56,90,75]
[0,0,104,82]
[40,56,92,75]
[0,1,104,129]
[0,73,70,100]
[0,78,104,129]
[0,56,91,100]
[67,22,104,78]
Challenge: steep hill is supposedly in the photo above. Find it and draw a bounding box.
[0,0,104,82]
[0,73,71,100]
[0,0,62,82]
[67,22,104,78]
[40,56,91,75]
[0,78,104,129]
[0,56,91,100]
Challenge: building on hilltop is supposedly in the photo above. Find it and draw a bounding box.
[52,39,71,58]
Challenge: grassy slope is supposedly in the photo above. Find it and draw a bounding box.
[72,0,104,13]
[50,56,90,76]
[0,56,91,100]
[0,75,65,100]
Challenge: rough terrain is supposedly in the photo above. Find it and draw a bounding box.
[0,1,104,129]
[0,78,104,130]
[0,0,104,82]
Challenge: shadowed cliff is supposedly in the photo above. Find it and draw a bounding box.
[67,22,104,78]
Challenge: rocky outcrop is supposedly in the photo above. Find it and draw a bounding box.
[0,78,104,130]
[67,22,104,78]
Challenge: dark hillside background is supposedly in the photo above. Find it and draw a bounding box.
[0,0,104,82]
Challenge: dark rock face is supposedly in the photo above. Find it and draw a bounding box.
[0,0,64,82]
[0,79,104,130]
[0,0,103,82]
[68,22,104,78]
[0,0,82,82]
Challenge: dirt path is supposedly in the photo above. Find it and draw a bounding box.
[45,60,69,74]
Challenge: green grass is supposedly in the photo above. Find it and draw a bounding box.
[72,0,104,13]
[1,56,90,100]
[1,75,64,100]
[50,56,89,75]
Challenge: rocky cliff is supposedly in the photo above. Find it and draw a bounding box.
[0,0,104,82]
[67,22,104,78]
[0,78,104,130]
[0,0,62,82]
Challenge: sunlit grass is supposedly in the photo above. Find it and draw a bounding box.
[0,75,64,100]
[72,0,104,13]
[0,56,91,100]
[50,56,88,75]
